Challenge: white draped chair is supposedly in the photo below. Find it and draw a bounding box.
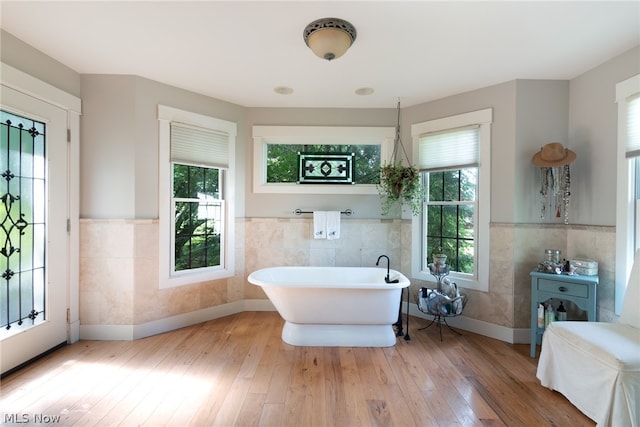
[536,250,640,426]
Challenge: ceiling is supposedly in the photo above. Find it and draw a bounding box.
[1,1,639,108]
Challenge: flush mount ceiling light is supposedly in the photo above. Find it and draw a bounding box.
[303,17,357,61]
[274,86,294,95]
[355,87,374,96]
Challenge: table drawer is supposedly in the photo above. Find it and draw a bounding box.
[538,279,589,298]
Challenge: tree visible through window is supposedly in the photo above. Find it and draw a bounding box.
[158,105,236,288]
[412,108,491,291]
[172,164,222,271]
[424,169,477,274]
[266,144,380,184]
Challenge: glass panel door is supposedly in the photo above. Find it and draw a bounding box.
[0,85,68,375]
[1,110,47,332]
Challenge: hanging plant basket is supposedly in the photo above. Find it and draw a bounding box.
[377,100,424,216]
[378,162,423,216]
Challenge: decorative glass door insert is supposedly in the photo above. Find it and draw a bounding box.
[1,110,46,331]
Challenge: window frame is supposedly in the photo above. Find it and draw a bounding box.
[615,74,640,314]
[423,167,479,275]
[171,164,225,273]
[411,108,492,292]
[252,125,395,194]
[158,105,236,288]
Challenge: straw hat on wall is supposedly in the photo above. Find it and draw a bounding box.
[532,142,576,167]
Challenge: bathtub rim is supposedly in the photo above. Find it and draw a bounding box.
[247,266,410,289]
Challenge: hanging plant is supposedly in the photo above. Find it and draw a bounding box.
[378,162,423,215]
[377,100,424,216]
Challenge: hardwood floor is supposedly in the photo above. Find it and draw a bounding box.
[1,311,594,426]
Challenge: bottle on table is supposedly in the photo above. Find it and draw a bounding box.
[557,301,567,321]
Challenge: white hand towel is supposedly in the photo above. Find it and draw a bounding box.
[326,211,341,240]
[313,211,326,239]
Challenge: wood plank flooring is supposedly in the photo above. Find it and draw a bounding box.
[1,311,594,426]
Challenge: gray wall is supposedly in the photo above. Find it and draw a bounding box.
[80,75,137,218]
[569,46,640,226]
[79,74,246,218]
[3,29,639,336]
[0,30,80,97]
[244,107,396,218]
[515,80,570,223]
[403,79,518,223]
[3,27,639,226]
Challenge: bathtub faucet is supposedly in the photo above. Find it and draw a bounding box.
[376,255,399,283]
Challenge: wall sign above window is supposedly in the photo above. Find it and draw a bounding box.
[297,152,355,184]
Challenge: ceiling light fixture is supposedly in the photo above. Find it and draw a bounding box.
[274,86,294,95]
[303,17,356,61]
[355,87,374,96]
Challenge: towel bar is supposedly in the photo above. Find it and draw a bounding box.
[293,208,353,216]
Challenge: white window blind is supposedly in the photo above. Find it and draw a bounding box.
[419,125,479,172]
[625,93,640,158]
[171,122,229,168]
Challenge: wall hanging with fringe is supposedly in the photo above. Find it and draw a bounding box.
[532,142,576,224]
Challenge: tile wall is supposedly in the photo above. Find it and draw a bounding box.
[79,218,616,332]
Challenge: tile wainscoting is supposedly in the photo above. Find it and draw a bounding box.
[78,218,615,342]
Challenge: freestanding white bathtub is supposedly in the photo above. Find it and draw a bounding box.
[248,266,410,347]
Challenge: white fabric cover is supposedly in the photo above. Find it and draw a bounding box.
[537,322,640,426]
[537,249,640,426]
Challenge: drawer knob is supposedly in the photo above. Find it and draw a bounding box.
[558,286,568,292]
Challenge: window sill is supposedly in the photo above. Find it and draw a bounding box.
[253,183,379,195]
[159,267,234,289]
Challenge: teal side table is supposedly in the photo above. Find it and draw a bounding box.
[529,270,598,358]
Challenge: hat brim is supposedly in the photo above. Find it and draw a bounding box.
[532,149,576,167]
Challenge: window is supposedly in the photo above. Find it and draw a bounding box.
[253,126,395,194]
[615,74,640,313]
[158,105,236,288]
[266,143,380,184]
[412,109,492,291]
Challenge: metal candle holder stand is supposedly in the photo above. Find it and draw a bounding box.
[416,264,468,341]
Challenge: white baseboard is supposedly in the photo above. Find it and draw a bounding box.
[244,299,277,311]
[406,302,530,344]
[79,299,277,341]
[79,299,529,345]
[79,324,136,341]
[68,320,80,344]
